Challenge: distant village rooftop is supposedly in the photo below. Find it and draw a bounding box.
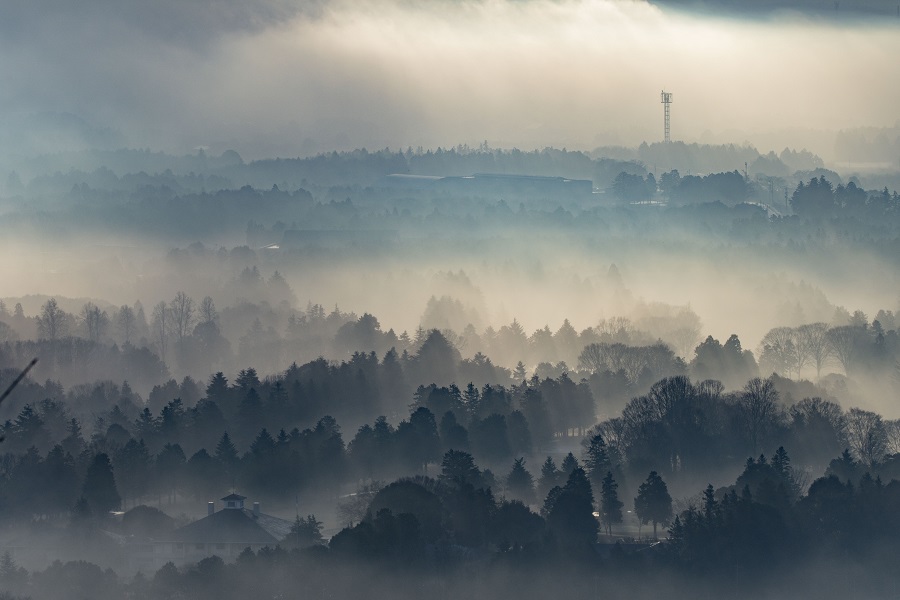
[127,494,293,573]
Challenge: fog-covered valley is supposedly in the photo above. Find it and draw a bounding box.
[1,0,899,598]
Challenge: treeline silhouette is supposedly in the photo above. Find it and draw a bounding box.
[0,305,898,597]
[5,142,899,248]
[7,172,899,246]
[6,142,820,193]
[0,290,706,398]
[1,353,899,527]
[0,443,899,599]
[0,349,600,517]
[612,170,900,220]
[3,293,897,430]
[2,331,899,516]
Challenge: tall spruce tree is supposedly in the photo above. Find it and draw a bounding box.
[82,453,121,517]
[538,456,562,498]
[600,471,623,536]
[545,467,598,550]
[634,471,673,540]
[583,433,612,490]
[505,457,535,504]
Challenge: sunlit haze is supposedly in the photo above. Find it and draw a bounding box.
[1,0,898,159]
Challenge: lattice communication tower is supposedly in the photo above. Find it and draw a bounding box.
[661,90,673,143]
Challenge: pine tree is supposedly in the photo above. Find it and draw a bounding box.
[113,439,151,507]
[702,484,717,521]
[545,467,598,549]
[215,432,239,465]
[235,368,260,391]
[463,383,480,419]
[206,372,229,400]
[236,388,263,449]
[156,443,187,504]
[538,456,561,502]
[634,470,673,540]
[82,453,121,517]
[249,429,276,458]
[668,515,684,553]
[61,418,86,458]
[583,433,611,490]
[133,408,158,446]
[0,551,26,592]
[215,431,239,487]
[600,471,623,536]
[283,515,325,549]
[772,446,790,477]
[439,450,482,488]
[505,458,535,504]
[513,361,527,382]
[561,452,579,477]
[44,445,78,514]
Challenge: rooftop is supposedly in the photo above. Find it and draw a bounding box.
[168,508,292,545]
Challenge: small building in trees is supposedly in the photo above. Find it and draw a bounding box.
[128,493,293,573]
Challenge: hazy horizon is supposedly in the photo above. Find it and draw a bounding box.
[0,3,898,596]
[1,0,898,162]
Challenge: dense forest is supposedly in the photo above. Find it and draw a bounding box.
[0,300,899,598]
[0,141,898,599]
[3,0,899,595]
[0,355,899,599]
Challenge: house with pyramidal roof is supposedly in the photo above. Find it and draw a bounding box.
[128,494,293,573]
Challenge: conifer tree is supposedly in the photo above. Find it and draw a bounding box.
[505,457,535,504]
[561,452,579,477]
[600,471,623,536]
[583,433,612,490]
[538,455,561,502]
[82,453,121,517]
[545,467,598,549]
[634,470,673,540]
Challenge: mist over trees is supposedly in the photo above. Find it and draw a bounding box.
[2,0,900,591]
[0,139,899,600]
[0,359,900,598]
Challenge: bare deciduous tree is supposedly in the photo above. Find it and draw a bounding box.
[169,291,195,342]
[36,298,69,342]
[81,302,108,343]
[738,377,782,454]
[595,317,643,345]
[758,327,797,378]
[116,305,136,345]
[845,407,886,466]
[151,301,170,362]
[826,325,867,375]
[790,397,846,437]
[578,342,679,384]
[198,296,218,325]
[883,419,900,456]
[696,379,725,400]
[578,342,611,374]
[669,326,702,361]
[592,417,627,459]
[798,322,831,379]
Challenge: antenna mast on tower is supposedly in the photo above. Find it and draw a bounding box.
[660,90,673,143]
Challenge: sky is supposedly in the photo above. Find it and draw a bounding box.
[0,0,898,160]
